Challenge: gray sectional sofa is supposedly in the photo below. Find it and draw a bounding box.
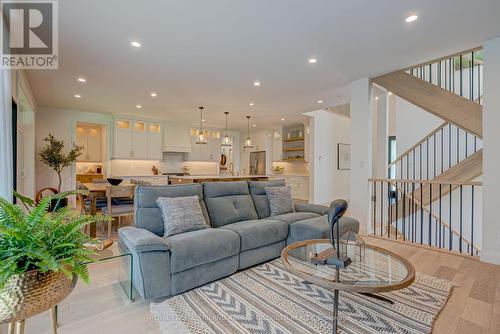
[118,180,359,299]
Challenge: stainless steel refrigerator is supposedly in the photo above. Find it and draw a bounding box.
[249,151,266,175]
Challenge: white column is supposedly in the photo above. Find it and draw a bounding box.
[481,37,500,265]
[349,78,373,234]
[372,92,388,179]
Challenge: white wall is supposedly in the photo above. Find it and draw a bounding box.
[305,109,350,205]
[481,37,500,265]
[349,78,372,234]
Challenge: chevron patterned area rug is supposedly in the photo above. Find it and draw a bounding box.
[151,259,453,334]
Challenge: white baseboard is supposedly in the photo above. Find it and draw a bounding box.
[480,249,500,265]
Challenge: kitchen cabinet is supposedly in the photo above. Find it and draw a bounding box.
[272,128,283,162]
[148,123,163,160]
[272,175,309,201]
[76,125,102,162]
[76,173,103,184]
[113,119,162,160]
[163,124,191,153]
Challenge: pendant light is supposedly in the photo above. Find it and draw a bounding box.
[195,106,208,144]
[243,115,253,149]
[221,112,232,147]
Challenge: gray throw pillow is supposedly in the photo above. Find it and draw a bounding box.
[156,195,208,237]
[265,186,295,216]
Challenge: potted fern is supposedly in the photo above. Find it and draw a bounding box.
[39,134,83,209]
[0,191,108,324]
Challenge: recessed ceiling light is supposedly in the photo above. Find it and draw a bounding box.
[375,96,379,100]
[130,41,142,48]
[405,15,418,23]
[77,77,86,83]
[74,94,81,99]
[388,92,393,96]
[281,118,285,121]
[317,100,323,104]
[150,92,157,97]
[202,119,205,122]
[252,124,257,127]
[253,81,260,87]
[249,102,254,106]
[308,58,317,64]
[136,104,142,109]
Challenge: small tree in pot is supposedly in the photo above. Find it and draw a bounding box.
[39,134,83,194]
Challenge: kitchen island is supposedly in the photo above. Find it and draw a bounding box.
[169,175,269,184]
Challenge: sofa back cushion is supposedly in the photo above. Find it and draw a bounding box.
[248,179,286,218]
[134,184,209,236]
[203,181,258,227]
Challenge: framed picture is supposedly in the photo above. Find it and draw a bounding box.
[337,143,351,170]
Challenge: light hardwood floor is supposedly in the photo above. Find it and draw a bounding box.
[2,230,499,333]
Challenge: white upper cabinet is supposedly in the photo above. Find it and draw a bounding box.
[272,128,283,162]
[113,119,162,160]
[77,125,102,162]
[148,123,163,160]
[163,124,191,153]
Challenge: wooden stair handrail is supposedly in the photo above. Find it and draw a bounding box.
[369,178,482,187]
[388,122,449,169]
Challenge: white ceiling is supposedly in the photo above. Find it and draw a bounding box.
[27,0,500,130]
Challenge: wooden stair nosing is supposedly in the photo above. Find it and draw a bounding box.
[373,71,482,138]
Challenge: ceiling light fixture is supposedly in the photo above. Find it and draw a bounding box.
[249,102,254,106]
[375,96,379,100]
[136,104,142,109]
[243,116,254,149]
[253,81,260,87]
[252,124,257,127]
[388,92,393,96]
[405,15,418,23]
[150,92,157,97]
[308,58,317,64]
[130,41,142,48]
[196,106,208,144]
[221,112,232,147]
[317,100,323,104]
[77,77,86,83]
[281,118,285,121]
[74,94,81,99]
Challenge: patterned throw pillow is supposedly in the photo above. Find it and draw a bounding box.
[265,186,295,216]
[156,195,208,237]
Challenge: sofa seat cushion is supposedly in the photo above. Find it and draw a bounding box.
[166,228,240,273]
[220,219,288,251]
[264,212,319,224]
[288,215,360,242]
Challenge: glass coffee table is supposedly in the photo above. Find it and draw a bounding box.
[281,238,415,333]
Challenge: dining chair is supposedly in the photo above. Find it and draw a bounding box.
[101,185,135,239]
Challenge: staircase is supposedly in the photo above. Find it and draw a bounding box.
[370,48,483,256]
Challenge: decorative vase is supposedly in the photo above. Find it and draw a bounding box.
[0,270,77,323]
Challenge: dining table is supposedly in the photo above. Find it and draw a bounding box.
[81,181,136,238]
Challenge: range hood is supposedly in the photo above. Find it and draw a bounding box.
[162,124,192,153]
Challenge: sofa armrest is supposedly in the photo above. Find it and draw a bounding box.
[294,203,328,215]
[119,226,170,253]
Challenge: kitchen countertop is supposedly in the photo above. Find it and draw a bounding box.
[169,174,269,180]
